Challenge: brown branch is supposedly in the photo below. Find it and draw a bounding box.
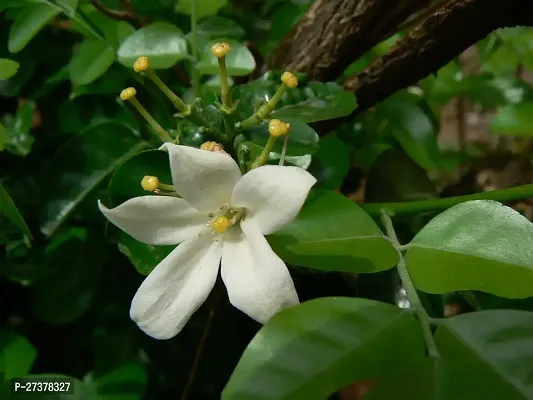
[266,0,431,82]
[89,0,150,29]
[343,0,533,115]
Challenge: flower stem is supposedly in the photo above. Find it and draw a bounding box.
[381,210,440,359]
[252,135,277,168]
[145,69,191,114]
[129,97,173,142]
[190,0,200,97]
[218,57,233,112]
[363,184,533,216]
[239,84,287,129]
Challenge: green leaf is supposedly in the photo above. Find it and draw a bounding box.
[268,191,399,273]
[405,200,533,299]
[435,309,533,400]
[117,22,188,69]
[0,59,20,80]
[86,362,147,400]
[272,82,358,123]
[40,123,147,237]
[68,40,116,85]
[108,150,174,275]
[378,93,439,169]
[33,229,107,324]
[54,0,78,17]
[490,102,533,136]
[247,118,319,157]
[175,0,227,18]
[0,182,32,239]
[0,328,36,380]
[196,16,245,39]
[1,102,35,156]
[197,39,255,76]
[223,297,425,400]
[8,4,61,53]
[307,134,350,190]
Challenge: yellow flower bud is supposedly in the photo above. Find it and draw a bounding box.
[133,56,150,72]
[211,42,231,58]
[210,216,230,233]
[141,176,160,192]
[281,71,298,88]
[200,141,225,152]
[268,119,291,137]
[120,87,137,101]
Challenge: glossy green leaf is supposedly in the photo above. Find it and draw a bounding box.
[1,102,35,156]
[8,4,61,53]
[175,0,227,18]
[308,134,349,190]
[0,182,32,239]
[33,228,107,324]
[108,150,174,275]
[40,123,147,237]
[272,82,357,123]
[490,102,533,136]
[0,59,20,80]
[247,118,319,156]
[196,16,245,39]
[0,328,36,380]
[197,39,255,76]
[223,297,425,400]
[118,22,188,69]
[379,93,439,169]
[54,0,78,17]
[268,191,399,273]
[405,200,533,299]
[435,310,533,400]
[68,40,115,85]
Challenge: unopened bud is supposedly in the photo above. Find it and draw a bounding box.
[141,176,160,192]
[200,141,225,152]
[281,71,298,88]
[120,87,137,101]
[211,42,231,58]
[133,56,150,72]
[268,119,290,137]
[210,216,230,233]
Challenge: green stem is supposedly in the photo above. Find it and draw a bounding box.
[363,184,533,216]
[190,0,200,97]
[129,98,173,143]
[218,57,233,111]
[252,135,277,168]
[381,211,440,359]
[145,70,191,114]
[239,84,287,129]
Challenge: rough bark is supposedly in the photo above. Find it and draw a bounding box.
[344,0,533,114]
[266,0,431,82]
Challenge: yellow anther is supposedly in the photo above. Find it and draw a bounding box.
[141,176,160,192]
[120,87,137,101]
[281,71,298,88]
[200,141,224,152]
[211,42,231,58]
[133,56,150,72]
[268,119,291,137]
[210,216,230,233]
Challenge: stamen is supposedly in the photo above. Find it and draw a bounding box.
[210,216,230,233]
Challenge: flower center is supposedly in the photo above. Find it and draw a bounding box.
[207,203,245,238]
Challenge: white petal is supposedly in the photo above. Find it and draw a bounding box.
[130,235,222,339]
[231,165,316,235]
[98,196,207,245]
[221,219,299,324]
[160,143,241,212]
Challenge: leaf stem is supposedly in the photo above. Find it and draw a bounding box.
[363,184,533,216]
[381,210,440,359]
[190,0,200,97]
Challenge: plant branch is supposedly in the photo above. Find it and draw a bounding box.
[363,184,533,216]
[88,0,149,29]
[190,0,200,97]
[381,211,440,358]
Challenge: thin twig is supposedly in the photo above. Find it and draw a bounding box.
[180,285,222,400]
[88,0,149,28]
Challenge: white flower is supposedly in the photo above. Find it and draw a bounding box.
[98,144,316,339]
